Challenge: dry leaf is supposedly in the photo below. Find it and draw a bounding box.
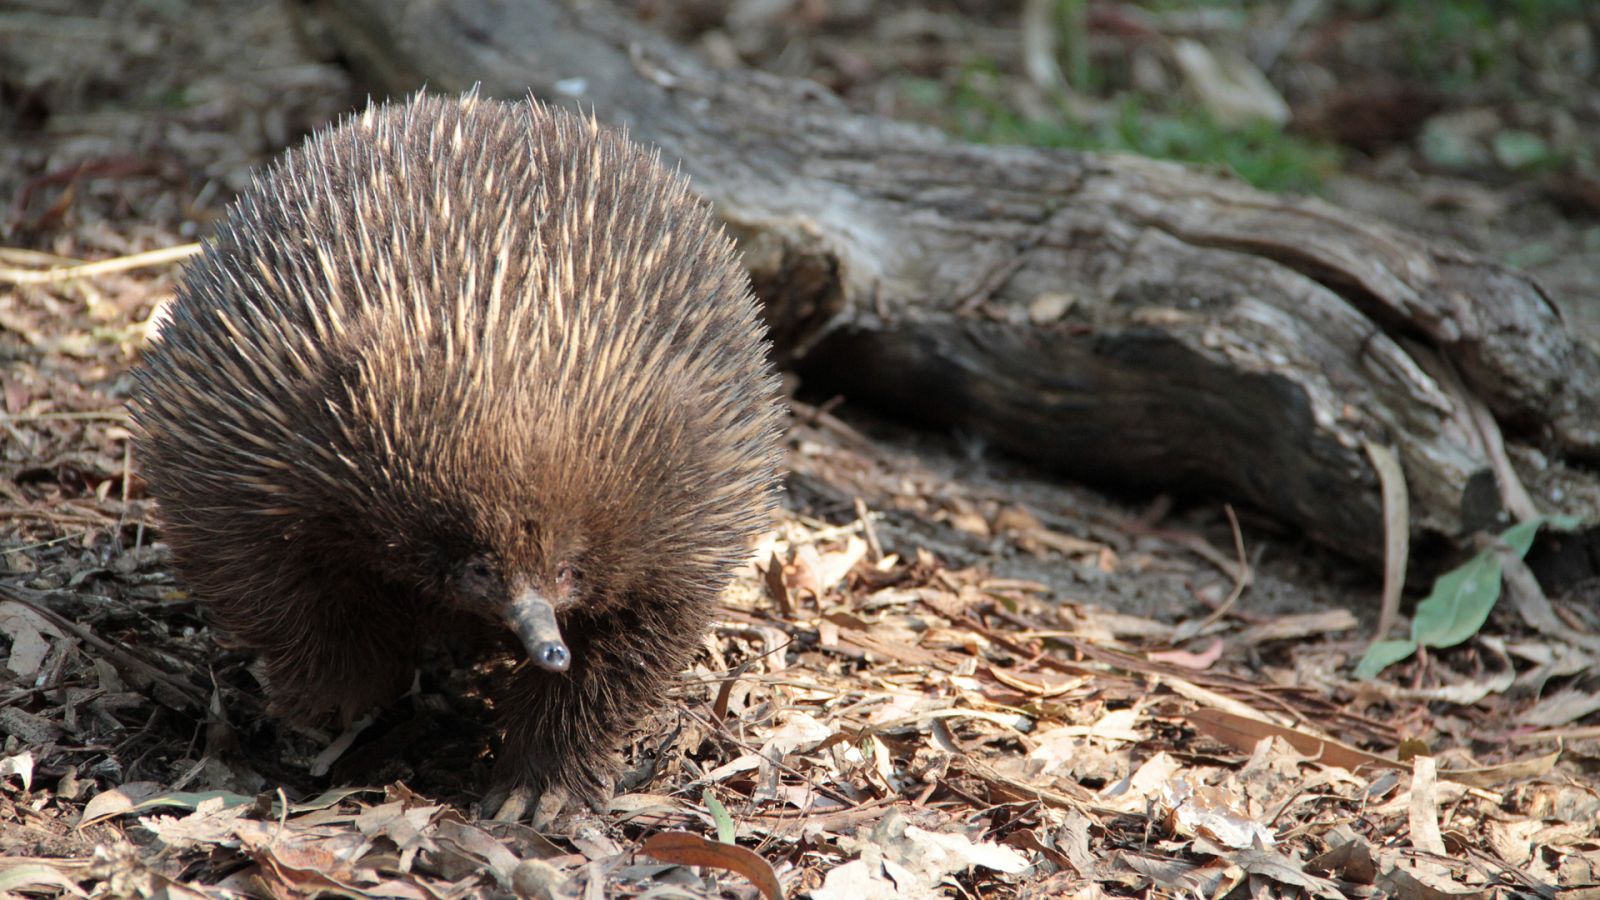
[987,666,1084,698]
[140,797,252,849]
[1101,751,1184,812]
[0,751,34,793]
[0,863,90,898]
[816,810,1030,898]
[814,536,868,593]
[1201,840,1346,900]
[1186,708,1403,773]
[1234,609,1358,645]
[810,846,914,900]
[78,782,165,826]
[763,550,792,616]
[1407,755,1447,856]
[1306,839,1379,884]
[1170,38,1289,126]
[1150,639,1223,670]
[1026,292,1076,323]
[0,601,55,678]
[1518,688,1600,727]
[641,832,783,900]
[1158,778,1276,849]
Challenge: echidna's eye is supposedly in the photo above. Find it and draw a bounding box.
[556,562,574,585]
[462,557,494,586]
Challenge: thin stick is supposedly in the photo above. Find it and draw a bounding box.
[1363,440,1409,643]
[0,243,201,286]
[1193,504,1251,631]
[853,496,883,563]
[0,410,128,423]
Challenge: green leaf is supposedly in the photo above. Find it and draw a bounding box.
[1492,130,1552,171]
[1356,515,1588,679]
[1409,515,1582,652]
[128,789,258,815]
[1495,514,1582,556]
[1355,639,1419,680]
[1495,518,1543,558]
[704,790,736,844]
[1411,551,1503,649]
[285,786,384,813]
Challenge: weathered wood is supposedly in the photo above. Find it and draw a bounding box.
[294,0,1600,562]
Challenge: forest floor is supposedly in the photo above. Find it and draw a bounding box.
[1,1,1597,897]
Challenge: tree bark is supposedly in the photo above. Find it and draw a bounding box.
[293,0,1600,563]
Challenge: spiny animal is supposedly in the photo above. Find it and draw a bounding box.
[131,93,785,814]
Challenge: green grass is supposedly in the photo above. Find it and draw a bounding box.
[903,65,1342,195]
[1373,0,1593,88]
[895,0,1592,192]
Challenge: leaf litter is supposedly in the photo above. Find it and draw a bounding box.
[3,1,1600,898]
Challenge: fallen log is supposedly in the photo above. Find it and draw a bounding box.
[293,0,1600,564]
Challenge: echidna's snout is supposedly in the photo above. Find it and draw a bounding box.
[507,588,571,673]
[533,640,571,673]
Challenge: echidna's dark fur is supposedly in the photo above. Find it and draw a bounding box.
[131,94,785,809]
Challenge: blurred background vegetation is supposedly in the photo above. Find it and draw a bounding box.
[637,0,1598,195]
[3,1,1596,329]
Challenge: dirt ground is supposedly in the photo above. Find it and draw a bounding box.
[2,1,1598,897]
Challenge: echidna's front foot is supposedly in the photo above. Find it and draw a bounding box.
[483,782,535,822]
[484,774,612,827]
[489,655,632,822]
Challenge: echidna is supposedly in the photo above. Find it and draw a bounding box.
[131,94,785,815]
